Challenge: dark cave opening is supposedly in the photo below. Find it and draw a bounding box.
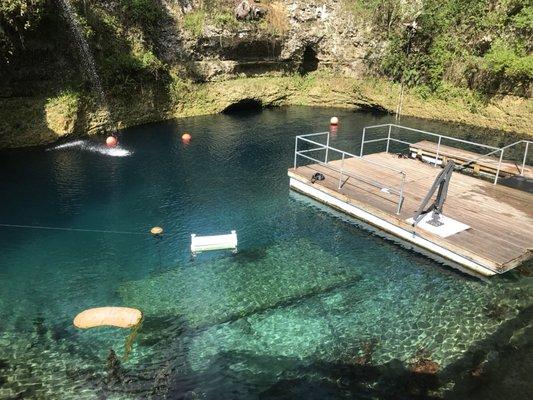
[222,98,263,114]
[300,46,319,75]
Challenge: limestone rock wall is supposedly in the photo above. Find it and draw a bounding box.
[0,0,530,149]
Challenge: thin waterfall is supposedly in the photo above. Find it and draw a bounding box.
[57,0,112,130]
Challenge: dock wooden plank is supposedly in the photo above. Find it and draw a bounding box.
[409,140,533,178]
[290,152,533,274]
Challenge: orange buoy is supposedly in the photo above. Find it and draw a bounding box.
[330,117,339,126]
[73,307,142,329]
[150,226,163,236]
[181,133,192,142]
[106,136,118,148]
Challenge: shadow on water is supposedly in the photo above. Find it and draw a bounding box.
[231,246,268,265]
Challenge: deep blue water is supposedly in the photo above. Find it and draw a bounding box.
[0,107,531,399]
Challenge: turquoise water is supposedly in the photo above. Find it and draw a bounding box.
[0,107,531,399]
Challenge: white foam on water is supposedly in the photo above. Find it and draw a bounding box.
[50,140,86,150]
[90,145,131,157]
[47,140,132,157]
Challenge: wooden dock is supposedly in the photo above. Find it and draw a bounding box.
[409,140,533,178]
[288,152,533,277]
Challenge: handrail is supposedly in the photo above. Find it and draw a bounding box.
[499,140,532,176]
[297,138,404,195]
[293,132,406,214]
[360,124,532,185]
[387,124,501,150]
[298,137,406,175]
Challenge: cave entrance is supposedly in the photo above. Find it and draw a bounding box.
[300,46,319,75]
[222,98,263,114]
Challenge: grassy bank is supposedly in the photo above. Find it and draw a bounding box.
[1,73,531,149]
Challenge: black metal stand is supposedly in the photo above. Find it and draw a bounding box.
[412,161,455,227]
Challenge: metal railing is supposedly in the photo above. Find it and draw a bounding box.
[360,124,532,185]
[293,132,406,214]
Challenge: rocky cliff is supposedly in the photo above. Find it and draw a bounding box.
[0,0,531,148]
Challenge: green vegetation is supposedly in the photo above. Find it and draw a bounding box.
[70,1,170,90]
[0,0,46,30]
[46,89,80,114]
[119,0,162,29]
[213,11,240,30]
[44,89,81,134]
[182,0,243,35]
[183,10,206,36]
[102,48,166,87]
[484,39,533,80]
[0,0,46,63]
[346,0,532,96]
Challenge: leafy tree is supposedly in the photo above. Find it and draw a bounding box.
[0,0,47,62]
[376,0,532,94]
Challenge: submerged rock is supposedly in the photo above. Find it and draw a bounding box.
[409,358,440,375]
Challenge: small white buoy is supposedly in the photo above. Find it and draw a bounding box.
[150,226,163,236]
[330,116,339,126]
[191,230,238,255]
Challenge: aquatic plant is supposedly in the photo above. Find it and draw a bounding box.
[106,348,122,384]
[354,339,378,366]
[123,318,143,361]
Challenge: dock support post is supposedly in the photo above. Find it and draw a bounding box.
[360,128,366,157]
[434,136,442,167]
[325,131,330,163]
[396,173,405,215]
[521,141,529,176]
[386,125,392,153]
[338,153,345,189]
[494,149,504,185]
[293,136,298,169]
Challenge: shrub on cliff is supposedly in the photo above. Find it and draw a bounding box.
[0,0,47,63]
[44,89,80,135]
[119,0,163,32]
[103,49,166,87]
[351,0,532,96]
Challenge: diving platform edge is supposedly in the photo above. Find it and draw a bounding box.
[288,170,529,277]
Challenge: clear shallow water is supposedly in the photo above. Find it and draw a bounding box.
[0,107,531,399]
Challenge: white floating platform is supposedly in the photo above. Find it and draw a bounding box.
[406,213,470,238]
[191,230,238,254]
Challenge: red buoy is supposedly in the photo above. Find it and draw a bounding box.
[181,133,192,142]
[106,136,118,148]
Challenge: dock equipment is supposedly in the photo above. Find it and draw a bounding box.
[191,230,238,256]
[288,124,532,277]
[412,160,455,227]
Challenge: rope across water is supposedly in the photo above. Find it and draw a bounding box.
[0,223,148,236]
